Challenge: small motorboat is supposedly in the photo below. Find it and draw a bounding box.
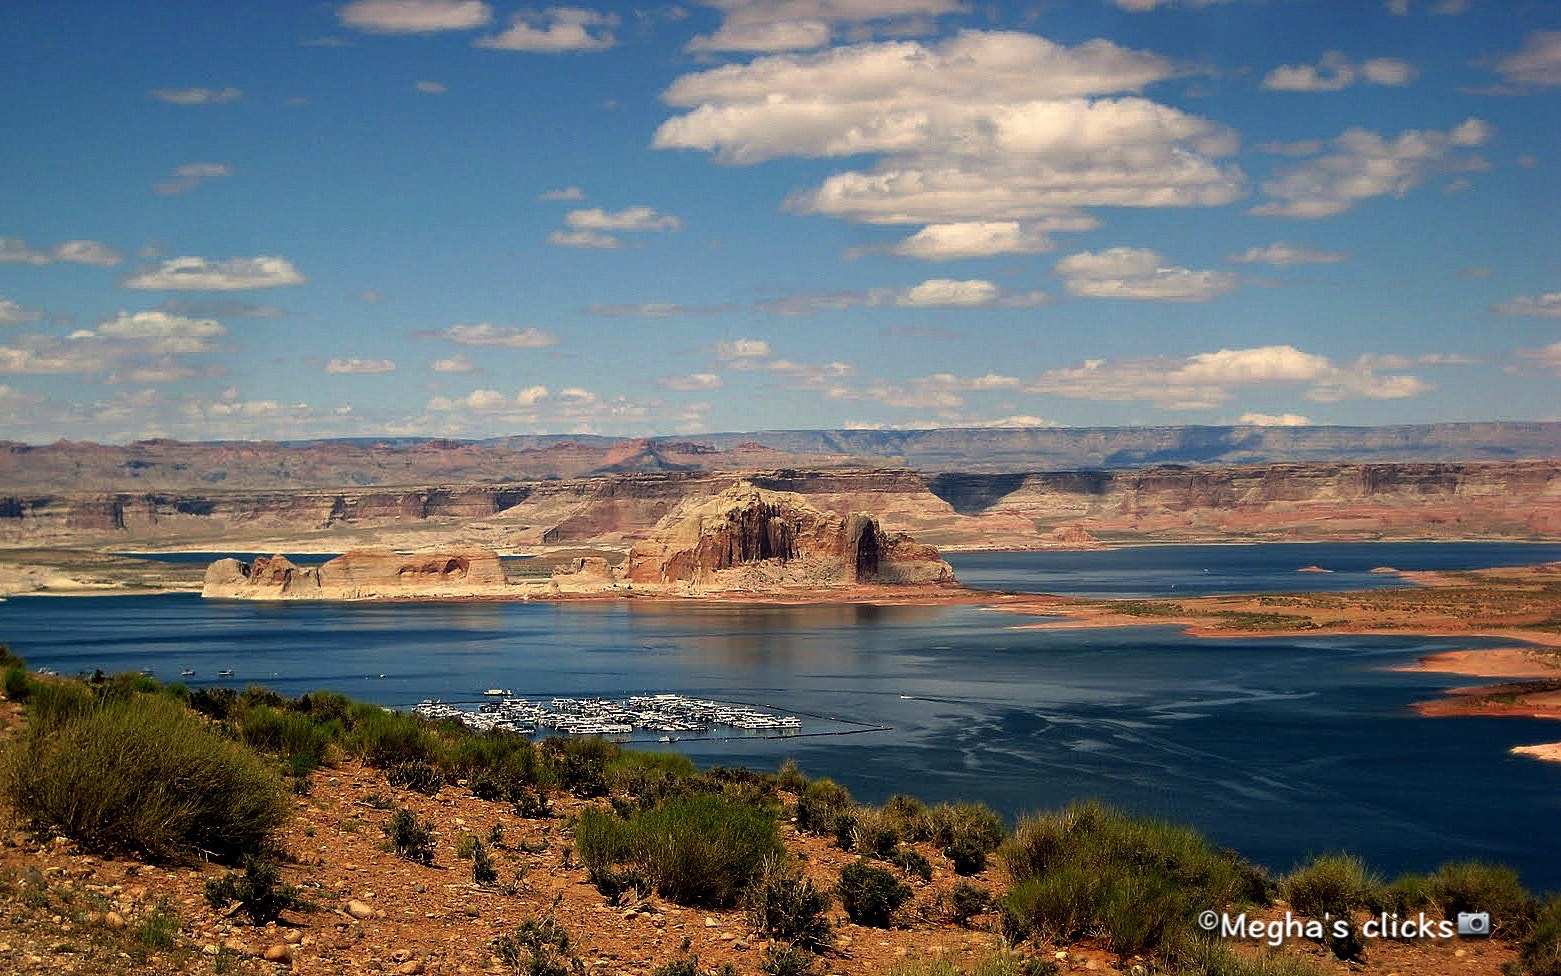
[180,668,195,677]
[217,669,235,677]
[483,688,513,697]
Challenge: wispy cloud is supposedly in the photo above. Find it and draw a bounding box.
[476,7,618,52]
[1225,243,1348,266]
[0,237,124,267]
[153,162,232,196]
[338,0,492,34]
[149,87,243,104]
[1054,248,1238,301]
[324,357,396,374]
[123,256,306,291]
[1493,292,1561,318]
[417,323,560,348]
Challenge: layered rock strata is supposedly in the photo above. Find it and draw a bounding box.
[202,549,509,600]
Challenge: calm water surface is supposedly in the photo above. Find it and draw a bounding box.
[3,542,1559,888]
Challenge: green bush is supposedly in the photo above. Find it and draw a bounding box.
[883,793,932,842]
[885,955,1060,976]
[946,883,992,926]
[26,678,95,730]
[388,759,446,796]
[761,944,817,976]
[3,692,287,863]
[795,778,853,836]
[473,839,499,885]
[944,836,990,876]
[383,808,436,865]
[887,847,933,881]
[188,686,239,721]
[999,802,1268,957]
[650,961,700,976]
[744,857,833,951]
[492,915,584,976]
[930,801,1007,852]
[135,900,182,951]
[345,707,443,767]
[1425,860,1535,937]
[838,859,911,927]
[777,758,807,794]
[240,704,335,774]
[540,735,617,797]
[204,856,310,925]
[848,807,901,857]
[1520,896,1561,976]
[1282,853,1379,960]
[3,664,31,701]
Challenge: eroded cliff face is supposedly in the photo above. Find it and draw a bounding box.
[202,549,509,600]
[622,482,955,589]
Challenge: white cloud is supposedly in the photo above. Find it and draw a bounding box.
[1028,345,1429,408]
[539,186,586,201]
[422,323,560,348]
[547,230,621,249]
[715,338,772,362]
[123,255,306,290]
[656,31,1240,244]
[659,372,725,391]
[430,353,476,373]
[1493,292,1561,318]
[686,0,961,54]
[0,310,227,378]
[1111,0,1228,9]
[1239,412,1312,426]
[0,237,124,266]
[756,279,1048,314]
[1225,242,1348,265]
[476,7,617,52]
[565,206,681,232]
[1252,119,1491,218]
[1054,247,1237,301]
[899,278,1023,308]
[339,0,492,33]
[1261,52,1416,93]
[150,87,243,105]
[585,302,731,317]
[0,298,45,327]
[154,162,232,196]
[414,80,447,94]
[871,218,1098,260]
[1258,139,1325,158]
[1496,30,1561,87]
[325,357,396,374]
[95,310,225,347]
[1517,340,1561,374]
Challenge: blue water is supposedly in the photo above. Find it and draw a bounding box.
[3,542,1559,889]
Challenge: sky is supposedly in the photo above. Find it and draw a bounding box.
[1,0,1558,444]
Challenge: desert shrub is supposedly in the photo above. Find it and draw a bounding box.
[1425,860,1535,937]
[795,778,853,836]
[744,857,833,951]
[345,706,443,768]
[589,865,651,904]
[540,735,617,798]
[1373,872,1434,917]
[883,793,932,841]
[388,760,446,796]
[3,664,31,701]
[887,847,933,881]
[650,961,700,976]
[1167,940,1327,976]
[999,801,1268,957]
[761,945,817,976]
[26,677,95,729]
[241,704,335,774]
[204,856,310,925]
[3,692,287,862]
[188,686,239,721]
[473,839,499,885]
[946,882,992,926]
[383,808,436,865]
[455,832,479,859]
[135,900,181,950]
[575,793,783,908]
[96,671,161,704]
[1519,896,1561,976]
[1283,853,1381,960]
[492,915,583,976]
[514,788,553,819]
[885,955,1060,976]
[848,807,901,857]
[291,689,353,723]
[447,730,541,788]
[838,859,911,927]
[241,685,287,710]
[933,801,1006,875]
[945,836,990,876]
[777,758,807,794]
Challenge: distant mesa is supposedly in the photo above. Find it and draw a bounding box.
[623,480,955,591]
[1297,565,1334,574]
[203,549,507,600]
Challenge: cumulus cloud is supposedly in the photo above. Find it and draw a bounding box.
[430,353,475,373]
[1517,340,1561,374]
[476,7,618,52]
[1493,292,1561,318]
[1028,345,1431,408]
[686,0,962,53]
[756,279,1047,315]
[715,337,772,360]
[1054,247,1237,301]
[419,323,560,348]
[1252,118,1491,218]
[656,30,1241,245]
[123,256,306,290]
[325,357,396,374]
[157,298,285,319]
[1496,30,1561,87]
[1225,242,1348,265]
[1239,412,1312,426]
[658,372,725,391]
[547,230,621,249]
[1261,51,1417,92]
[565,206,681,232]
[865,217,1099,260]
[0,237,124,267]
[153,162,231,196]
[1111,0,1229,9]
[339,0,492,33]
[0,310,227,379]
[150,87,243,104]
[0,298,45,327]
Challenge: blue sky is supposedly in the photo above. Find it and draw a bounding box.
[1,0,1557,443]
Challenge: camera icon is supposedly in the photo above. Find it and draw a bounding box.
[1457,912,1491,937]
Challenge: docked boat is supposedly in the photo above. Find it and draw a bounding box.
[217,669,234,677]
[483,688,512,697]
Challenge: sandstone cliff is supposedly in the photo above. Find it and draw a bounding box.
[621,482,955,591]
[202,549,510,600]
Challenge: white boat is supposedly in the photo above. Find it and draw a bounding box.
[483,688,512,697]
[180,668,195,677]
[217,669,234,677]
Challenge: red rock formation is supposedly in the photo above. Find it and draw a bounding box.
[203,549,506,599]
[622,482,955,589]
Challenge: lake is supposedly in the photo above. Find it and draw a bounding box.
[3,541,1559,889]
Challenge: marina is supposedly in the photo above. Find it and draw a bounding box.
[411,692,840,742]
